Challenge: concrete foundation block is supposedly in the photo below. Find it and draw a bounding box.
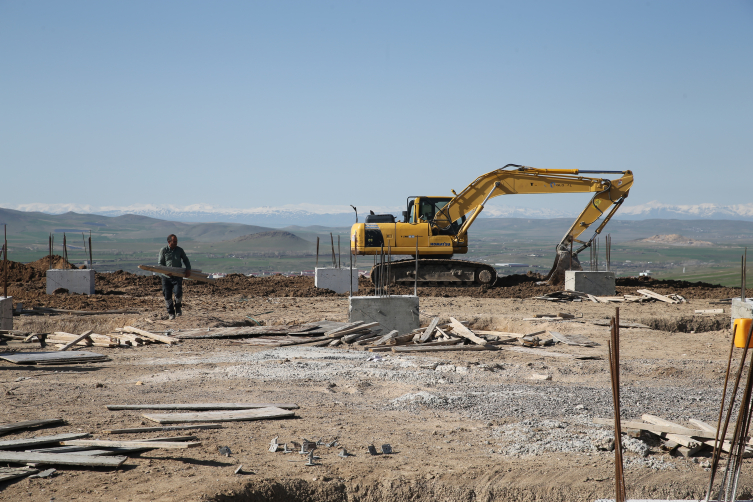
[732,298,753,327]
[565,271,616,296]
[0,296,12,330]
[315,267,358,295]
[46,269,96,295]
[349,295,420,335]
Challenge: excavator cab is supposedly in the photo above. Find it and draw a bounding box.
[404,197,465,235]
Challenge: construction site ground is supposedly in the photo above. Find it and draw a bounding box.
[0,268,749,501]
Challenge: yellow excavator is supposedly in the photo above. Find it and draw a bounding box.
[350,164,634,286]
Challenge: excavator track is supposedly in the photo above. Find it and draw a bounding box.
[370,258,497,287]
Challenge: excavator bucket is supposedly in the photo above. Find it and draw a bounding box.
[541,247,582,286]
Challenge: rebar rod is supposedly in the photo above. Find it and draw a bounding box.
[414,238,418,297]
[609,306,626,502]
[316,237,320,268]
[330,233,336,268]
[706,323,740,501]
[2,225,6,299]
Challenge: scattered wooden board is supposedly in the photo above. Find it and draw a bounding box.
[62,439,201,449]
[58,330,93,351]
[695,309,724,314]
[637,289,678,304]
[0,433,90,450]
[592,418,727,440]
[0,451,127,467]
[392,344,493,353]
[418,317,440,343]
[505,346,601,360]
[143,406,295,424]
[102,424,222,434]
[173,325,317,340]
[122,326,178,345]
[107,402,298,411]
[0,467,39,483]
[0,418,64,436]
[590,320,651,329]
[641,414,704,455]
[449,318,490,346]
[548,331,599,347]
[323,321,363,337]
[0,351,109,365]
[688,419,753,457]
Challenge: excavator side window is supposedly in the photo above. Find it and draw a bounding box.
[419,200,435,221]
[407,200,415,223]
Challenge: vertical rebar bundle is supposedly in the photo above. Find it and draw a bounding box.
[89,230,93,270]
[606,234,612,272]
[330,233,336,268]
[63,233,68,266]
[338,235,341,269]
[705,319,753,502]
[2,225,7,299]
[316,237,320,268]
[609,307,626,502]
[414,238,418,297]
[48,233,53,270]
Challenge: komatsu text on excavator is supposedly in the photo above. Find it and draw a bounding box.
[350,164,634,287]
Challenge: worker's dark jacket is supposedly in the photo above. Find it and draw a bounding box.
[158,246,191,270]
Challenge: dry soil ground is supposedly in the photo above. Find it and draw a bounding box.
[0,269,749,502]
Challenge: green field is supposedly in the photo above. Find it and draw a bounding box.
[1,208,751,285]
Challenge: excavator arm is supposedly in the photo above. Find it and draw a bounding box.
[432,164,634,283]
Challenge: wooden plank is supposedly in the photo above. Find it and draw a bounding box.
[548,331,598,347]
[0,351,108,365]
[0,467,39,483]
[448,318,490,346]
[106,402,298,411]
[372,330,399,346]
[392,344,494,353]
[590,319,651,329]
[641,414,704,455]
[0,451,127,467]
[122,326,178,345]
[328,322,379,339]
[418,317,440,343]
[138,264,214,283]
[0,418,64,436]
[58,330,94,351]
[102,424,222,434]
[143,406,295,424]
[695,309,724,314]
[504,346,600,360]
[323,321,363,337]
[62,439,201,449]
[0,433,90,450]
[688,419,753,456]
[592,418,727,440]
[586,294,600,303]
[637,288,679,304]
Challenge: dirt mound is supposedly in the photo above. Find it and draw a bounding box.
[639,234,713,246]
[2,260,45,282]
[27,254,78,270]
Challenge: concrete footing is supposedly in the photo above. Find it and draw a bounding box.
[0,296,12,330]
[46,269,96,295]
[732,298,753,326]
[565,271,615,296]
[315,267,358,295]
[349,295,419,335]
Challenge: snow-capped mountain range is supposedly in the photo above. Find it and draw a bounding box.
[3,201,753,226]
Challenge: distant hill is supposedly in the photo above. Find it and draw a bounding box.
[0,207,276,243]
[229,231,312,250]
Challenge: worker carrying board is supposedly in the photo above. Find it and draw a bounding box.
[158,234,191,320]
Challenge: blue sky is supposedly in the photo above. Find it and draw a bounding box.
[1,1,752,214]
